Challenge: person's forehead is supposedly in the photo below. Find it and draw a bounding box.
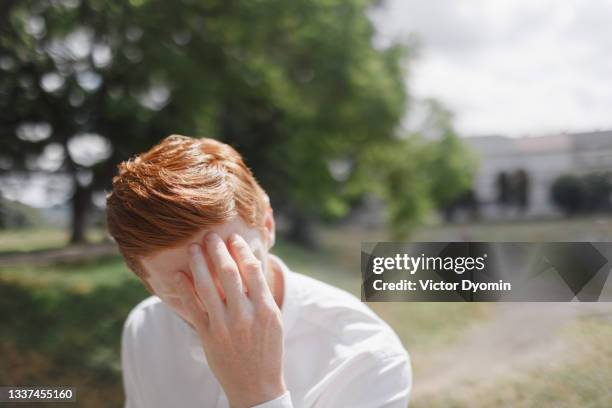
[140,216,255,272]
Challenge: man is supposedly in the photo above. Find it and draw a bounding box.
[106,135,412,407]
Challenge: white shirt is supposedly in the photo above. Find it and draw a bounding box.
[121,254,412,407]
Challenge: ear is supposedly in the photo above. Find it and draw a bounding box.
[262,197,276,250]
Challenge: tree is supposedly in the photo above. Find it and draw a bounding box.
[363,100,475,239]
[1,0,470,245]
[582,172,612,212]
[419,99,476,212]
[2,0,223,242]
[551,172,612,215]
[551,175,585,215]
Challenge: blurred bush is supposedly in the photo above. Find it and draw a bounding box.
[551,172,612,215]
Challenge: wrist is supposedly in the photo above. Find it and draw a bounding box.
[248,390,291,408]
[228,380,287,408]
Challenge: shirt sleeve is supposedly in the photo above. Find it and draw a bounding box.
[314,350,412,408]
[121,316,143,408]
[250,391,294,408]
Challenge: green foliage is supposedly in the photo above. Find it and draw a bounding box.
[551,175,585,215]
[364,136,433,238]
[551,172,612,215]
[421,100,477,209]
[582,172,612,211]
[0,0,472,240]
[362,100,476,239]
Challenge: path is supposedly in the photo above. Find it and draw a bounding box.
[412,302,612,400]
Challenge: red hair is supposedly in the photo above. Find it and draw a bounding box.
[106,135,268,277]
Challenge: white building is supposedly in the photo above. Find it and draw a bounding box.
[465,130,612,219]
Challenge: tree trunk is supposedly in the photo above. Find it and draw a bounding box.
[0,189,5,228]
[286,209,317,249]
[70,183,92,244]
[0,0,18,35]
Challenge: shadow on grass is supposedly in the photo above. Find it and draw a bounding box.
[0,277,149,407]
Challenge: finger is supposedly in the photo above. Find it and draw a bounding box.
[175,271,209,332]
[188,243,224,315]
[204,232,246,308]
[228,233,273,304]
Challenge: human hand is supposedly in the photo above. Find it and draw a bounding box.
[175,232,286,408]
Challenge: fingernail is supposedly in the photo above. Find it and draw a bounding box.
[205,232,217,242]
[175,273,183,284]
[230,233,240,245]
[189,243,200,255]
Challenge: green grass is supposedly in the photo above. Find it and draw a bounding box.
[0,255,137,292]
[411,318,612,408]
[0,230,493,407]
[369,302,490,356]
[412,215,612,241]
[0,227,107,253]
[319,214,612,243]
[0,257,147,408]
[4,219,611,407]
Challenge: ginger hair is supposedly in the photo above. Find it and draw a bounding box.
[106,135,268,278]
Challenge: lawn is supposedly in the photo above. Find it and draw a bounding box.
[1,217,611,407]
[0,228,490,407]
[0,227,108,253]
[411,318,612,408]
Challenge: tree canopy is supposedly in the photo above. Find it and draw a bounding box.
[0,0,474,244]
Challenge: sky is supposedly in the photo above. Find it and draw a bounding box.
[370,0,612,137]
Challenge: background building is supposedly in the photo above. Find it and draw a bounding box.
[466,130,612,219]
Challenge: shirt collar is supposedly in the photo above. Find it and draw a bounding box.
[270,253,300,338]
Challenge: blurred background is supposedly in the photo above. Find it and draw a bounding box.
[1,0,612,407]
